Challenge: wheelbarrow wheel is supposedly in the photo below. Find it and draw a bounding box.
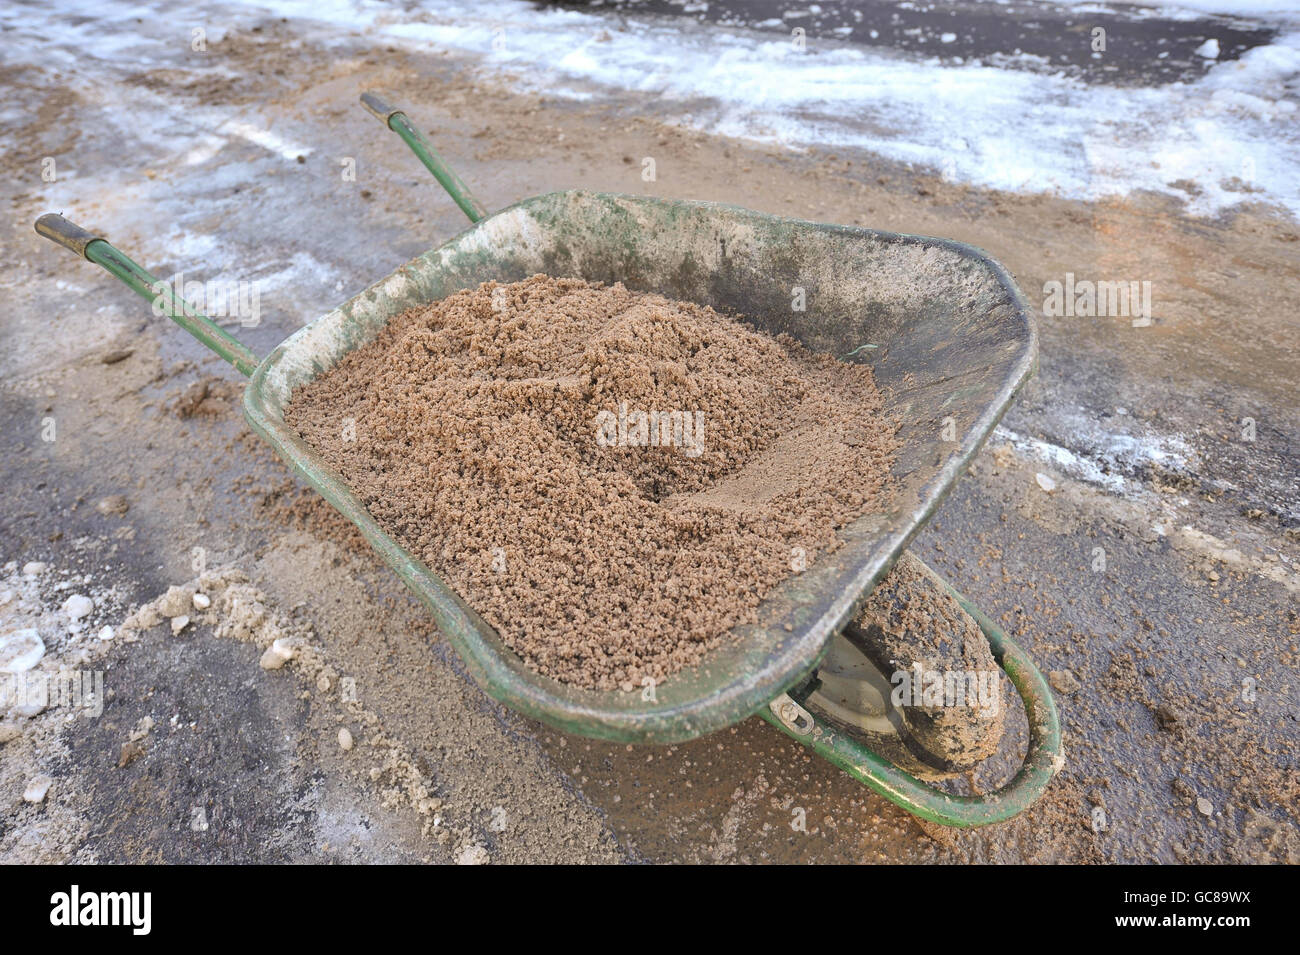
[762,552,1061,827]
[801,551,1006,780]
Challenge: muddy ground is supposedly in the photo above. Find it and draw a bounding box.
[1,13,1296,863]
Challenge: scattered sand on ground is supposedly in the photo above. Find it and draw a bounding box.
[8,30,1297,861]
[0,560,131,864]
[286,275,898,690]
[112,556,622,863]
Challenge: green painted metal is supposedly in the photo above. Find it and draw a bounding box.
[35,110,1060,822]
[242,188,1040,748]
[763,572,1062,827]
[36,195,1045,742]
[361,92,488,223]
[34,213,260,376]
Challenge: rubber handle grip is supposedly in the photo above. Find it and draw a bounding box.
[35,213,104,259]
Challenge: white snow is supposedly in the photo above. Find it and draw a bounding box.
[5,0,1299,219]
[0,628,46,674]
[1077,1,1300,16]
[349,0,1300,218]
[218,120,313,162]
[994,415,1196,497]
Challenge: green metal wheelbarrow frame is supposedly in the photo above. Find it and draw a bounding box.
[34,94,1060,827]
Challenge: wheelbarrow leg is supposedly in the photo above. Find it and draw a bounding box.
[763,555,1062,827]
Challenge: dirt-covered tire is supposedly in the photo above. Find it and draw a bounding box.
[803,551,1006,780]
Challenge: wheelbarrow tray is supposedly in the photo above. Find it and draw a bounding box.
[243,189,1036,745]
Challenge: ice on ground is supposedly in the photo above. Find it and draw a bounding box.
[327,0,1300,218]
[994,414,1196,497]
[5,0,1299,219]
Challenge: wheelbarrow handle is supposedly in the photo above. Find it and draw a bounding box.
[764,558,1062,827]
[359,93,489,224]
[35,213,103,258]
[34,214,261,377]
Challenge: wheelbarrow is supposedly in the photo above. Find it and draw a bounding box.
[34,93,1060,827]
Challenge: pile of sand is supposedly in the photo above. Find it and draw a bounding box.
[285,276,898,690]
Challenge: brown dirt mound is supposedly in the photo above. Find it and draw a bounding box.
[285,275,898,690]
